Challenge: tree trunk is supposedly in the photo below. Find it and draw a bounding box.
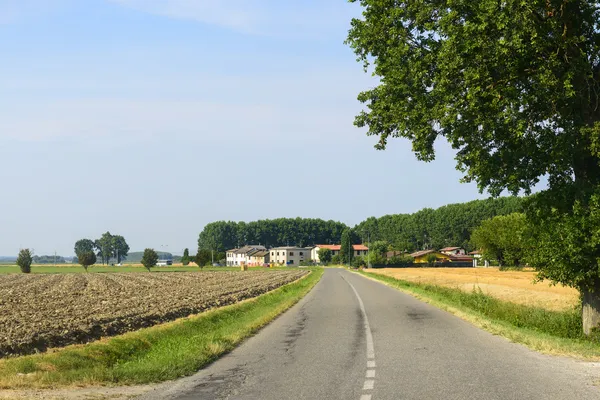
[582,285,600,336]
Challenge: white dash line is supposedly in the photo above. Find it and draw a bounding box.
[363,380,375,390]
[366,370,376,378]
[367,360,376,368]
[360,395,373,400]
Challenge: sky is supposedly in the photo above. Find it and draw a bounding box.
[0,0,500,256]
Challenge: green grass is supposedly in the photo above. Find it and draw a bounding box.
[359,270,600,359]
[0,268,323,389]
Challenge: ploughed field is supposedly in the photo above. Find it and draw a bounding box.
[0,270,307,358]
[369,268,579,311]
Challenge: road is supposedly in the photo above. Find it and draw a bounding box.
[139,269,600,400]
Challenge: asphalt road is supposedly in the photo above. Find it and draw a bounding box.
[139,269,600,400]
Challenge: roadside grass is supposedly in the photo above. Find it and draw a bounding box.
[359,270,600,360]
[0,265,288,274]
[0,269,323,389]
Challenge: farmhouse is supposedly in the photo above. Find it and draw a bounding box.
[311,244,369,262]
[226,245,267,266]
[440,247,467,256]
[410,249,452,263]
[270,247,310,266]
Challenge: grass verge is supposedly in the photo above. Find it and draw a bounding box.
[358,269,600,360]
[0,269,323,389]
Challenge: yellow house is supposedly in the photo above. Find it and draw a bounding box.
[410,249,452,264]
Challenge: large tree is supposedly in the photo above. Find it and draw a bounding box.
[74,239,95,258]
[111,235,130,263]
[346,0,600,334]
[471,213,529,267]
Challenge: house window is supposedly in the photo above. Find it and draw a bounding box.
[271,252,274,256]
[277,252,279,256]
[289,260,294,264]
[357,251,361,255]
[290,252,294,256]
[300,252,304,256]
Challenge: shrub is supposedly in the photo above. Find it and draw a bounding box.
[352,256,366,269]
[426,253,437,267]
[331,254,341,265]
[16,249,33,274]
[78,251,97,272]
[141,248,158,272]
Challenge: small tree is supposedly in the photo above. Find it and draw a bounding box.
[141,248,158,272]
[340,229,354,264]
[16,249,33,274]
[195,250,211,268]
[331,254,341,265]
[78,251,97,272]
[318,248,332,265]
[182,248,190,266]
[471,213,529,267]
[426,253,437,267]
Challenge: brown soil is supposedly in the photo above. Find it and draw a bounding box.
[0,271,307,358]
[369,268,579,311]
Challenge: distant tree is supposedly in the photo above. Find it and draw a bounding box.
[471,213,529,267]
[331,254,341,265]
[78,251,97,272]
[426,253,437,267]
[141,248,158,272]
[340,229,354,264]
[318,248,332,265]
[74,239,95,259]
[95,232,114,265]
[182,248,190,266]
[16,249,33,274]
[195,250,211,269]
[111,235,130,263]
[367,240,389,265]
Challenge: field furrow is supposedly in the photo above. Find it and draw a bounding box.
[0,270,307,358]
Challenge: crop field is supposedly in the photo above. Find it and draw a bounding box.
[368,268,579,311]
[0,270,307,358]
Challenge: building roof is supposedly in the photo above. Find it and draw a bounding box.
[440,247,462,251]
[469,250,481,255]
[227,248,239,253]
[251,250,269,258]
[409,249,437,258]
[270,246,308,250]
[235,245,267,255]
[316,244,369,251]
[448,255,474,261]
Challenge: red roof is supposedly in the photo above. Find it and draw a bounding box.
[441,247,462,251]
[316,244,369,251]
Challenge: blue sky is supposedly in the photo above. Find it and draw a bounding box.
[0,0,494,256]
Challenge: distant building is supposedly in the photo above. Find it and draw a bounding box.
[410,249,473,265]
[440,247,466,256]
[226,245,267,266]
[311,244,369,263]
[270,247,310,266]
[157,259,173,266]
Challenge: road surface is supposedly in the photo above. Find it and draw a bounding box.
[139,269,600,400]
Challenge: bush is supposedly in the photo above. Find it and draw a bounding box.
[426,253,437,267]
[141,248,158,272]
[352,256,366,269]
[78,251,97,272]
[16,249,33,274]
[386,254,414,267]
[331,254,341,265]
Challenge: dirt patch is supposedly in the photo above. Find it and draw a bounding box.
[369,268,579,311]
[0,271,307,358]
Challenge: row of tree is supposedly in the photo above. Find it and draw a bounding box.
[74,232,130,265]
[197,218,352,252]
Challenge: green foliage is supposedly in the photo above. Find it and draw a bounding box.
[331,254,341,265]
[74,239,94,258]
[340,229,354,264]
[471,213,529,267]
[354,197,523,252]
[16,249,33,274]
[317,248,332,264]
[198,218,349,252]
[347,0,600,331]
[141,249,158,272]
[426,254,438,267]
[387,254,414,267]
[93,232,129,265]
[78,252,97,272]
[181,248,190,266]
[352,256,366,269]
[195,250,212,268]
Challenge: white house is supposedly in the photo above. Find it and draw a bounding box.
[226,245,267,266]
[311,244,369,263]
[270,247,310,266]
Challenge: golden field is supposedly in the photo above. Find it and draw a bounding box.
[368,268,580,311]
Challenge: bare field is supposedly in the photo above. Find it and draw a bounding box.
[369,268,579,311]
[0,270,307,358]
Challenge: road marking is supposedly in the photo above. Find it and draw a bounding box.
[341,275,375,360]
[363,380,375,390]
[341,273,377,399]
